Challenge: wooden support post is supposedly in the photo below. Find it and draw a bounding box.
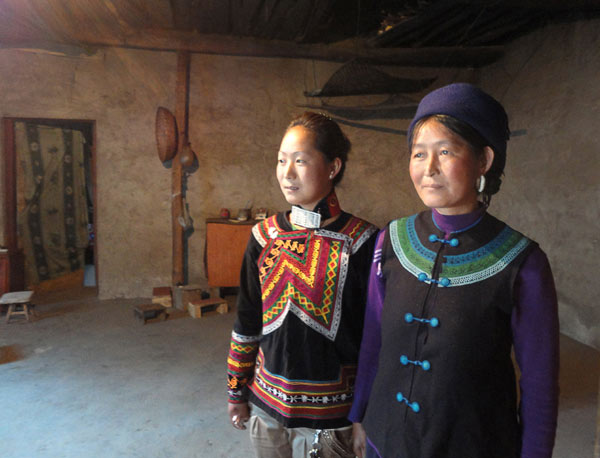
[172,50,190,285]
[3,118,17,253]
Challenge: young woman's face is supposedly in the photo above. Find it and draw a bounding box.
[409,119,492,215]
[277,126,338,210]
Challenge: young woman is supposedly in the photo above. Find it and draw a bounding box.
[227,112,378,457]
[349,83,559,458]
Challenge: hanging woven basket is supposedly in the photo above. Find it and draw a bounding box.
[155,107,178,163]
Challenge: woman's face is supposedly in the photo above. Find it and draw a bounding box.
[277,126,339,210]
[409,119,493,215]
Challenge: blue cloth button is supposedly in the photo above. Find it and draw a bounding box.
[429,234,459,247]
[422,360,431,371]
[418,272,428,282]
[397,392,420,413]
[400,355,409,365]
[440,277,451,287]
[405,313,439,328]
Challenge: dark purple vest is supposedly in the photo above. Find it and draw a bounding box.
[363,211,536,458]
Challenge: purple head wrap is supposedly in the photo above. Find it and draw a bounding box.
[408,83,510,173]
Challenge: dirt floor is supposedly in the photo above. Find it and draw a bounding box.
[0,287,598,458]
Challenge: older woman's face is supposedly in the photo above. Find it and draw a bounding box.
[277,126,337,210]
[409,119,491,215]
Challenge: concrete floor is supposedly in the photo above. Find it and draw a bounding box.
[0,288,598,458]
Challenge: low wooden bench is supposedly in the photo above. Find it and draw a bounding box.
[133,304,168,324]
[188,297,229,318]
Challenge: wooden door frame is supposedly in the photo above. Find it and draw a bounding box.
[2,117,98,289]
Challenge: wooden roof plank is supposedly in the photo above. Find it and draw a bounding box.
[48,28,504,67]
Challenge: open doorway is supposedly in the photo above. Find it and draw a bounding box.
[3,118,97,299]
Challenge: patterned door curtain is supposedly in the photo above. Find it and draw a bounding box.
[15,122,89,285]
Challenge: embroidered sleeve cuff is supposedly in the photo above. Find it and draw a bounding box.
[227,376,250,402]
[226,331,260,403]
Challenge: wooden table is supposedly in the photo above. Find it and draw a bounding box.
[205,218,255,288]
[1,290,34,323]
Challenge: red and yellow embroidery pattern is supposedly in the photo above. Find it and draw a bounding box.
[249,348,357,420]
[253,215,375,340]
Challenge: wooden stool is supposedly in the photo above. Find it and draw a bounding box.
[187,297,229,318]
[1,291,34,323]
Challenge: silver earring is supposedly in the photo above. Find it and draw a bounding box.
[329,173,334,179]
[477,175,486,193]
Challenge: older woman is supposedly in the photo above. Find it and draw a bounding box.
[349,83,559,458]
[227,112,377,457]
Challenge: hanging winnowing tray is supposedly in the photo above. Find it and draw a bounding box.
[304,60,436,97]
[299,94,419,120]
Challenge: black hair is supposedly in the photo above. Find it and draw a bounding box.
[286,112,350,186]
[410,114,504,206]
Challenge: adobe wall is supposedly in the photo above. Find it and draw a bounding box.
[478,19,600,349]
[0,48,441,299]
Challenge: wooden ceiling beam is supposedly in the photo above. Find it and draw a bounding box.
[43,28,503,67]
[456,0,600,9]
